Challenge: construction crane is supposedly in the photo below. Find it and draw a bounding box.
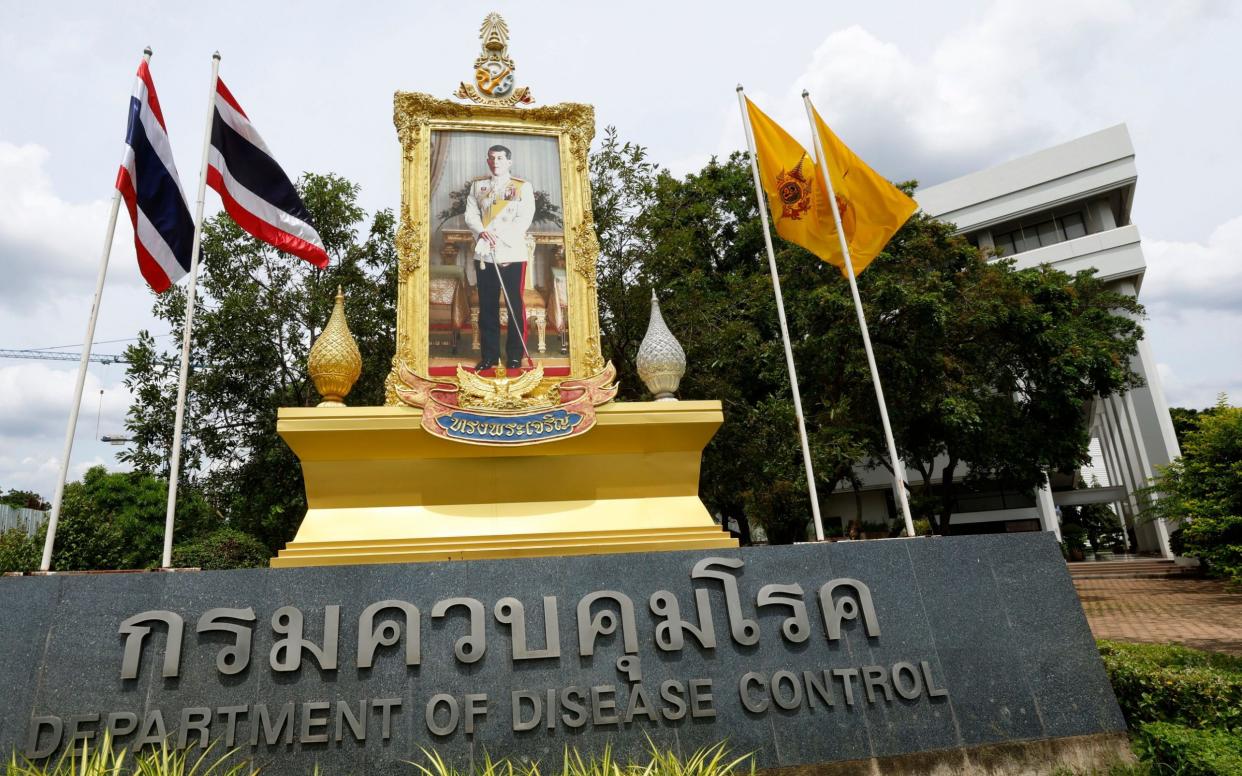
[0,349,128,365]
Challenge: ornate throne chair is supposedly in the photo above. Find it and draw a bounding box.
[428,263,470,353]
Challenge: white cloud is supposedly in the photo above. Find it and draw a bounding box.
[785,3,1126,184]
[1143,215,1242,317]
[713,0,1218,190]
[0,362,132,495]
[0,362,129,439]
[0,141,141,310]
[1138,211,1242,409]
[1156,358,1242,410]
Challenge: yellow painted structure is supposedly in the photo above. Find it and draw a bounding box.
[272,401,738,567]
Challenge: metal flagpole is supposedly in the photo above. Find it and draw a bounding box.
[39,48,153,571]
[736,85,825,542]
[161,52,221,569]
[800,91,915,538]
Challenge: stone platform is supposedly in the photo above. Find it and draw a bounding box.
[0,534,1130,774]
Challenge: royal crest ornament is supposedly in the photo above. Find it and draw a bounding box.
[775,153,813,221]
[395,362,619,446]
[455,13,534,106]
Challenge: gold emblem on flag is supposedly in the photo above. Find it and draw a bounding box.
[455,13,534,107]
[776,154,813,221]
[832,192,858,243]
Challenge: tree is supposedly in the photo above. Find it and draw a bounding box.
[857,211,1145,533]
[0,488,50,511]
[592,141,890,542]
[121,173,396,552]
[1147,398,1242,581]
[1169,404,1223,451]
[0,528,40,573]
[1062,503,1124,554]
[592,136,1146,539]
[43,466,214,571]
[1149,398,1242,523]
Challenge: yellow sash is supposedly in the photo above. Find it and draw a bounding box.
[479,179,524,229]
[481,200,508,228]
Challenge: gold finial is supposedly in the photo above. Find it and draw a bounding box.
[455,12,534,106]
[308,286,363,407]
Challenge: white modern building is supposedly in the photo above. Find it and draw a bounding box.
[823,124,1178,557]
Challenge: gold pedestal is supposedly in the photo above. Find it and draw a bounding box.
[272,401,738,567]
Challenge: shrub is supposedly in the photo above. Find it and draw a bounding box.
[1137,722,1242,776]
[1180,514,1242,583]
[741,479,809,545]
[1146,401,1242,582]
[0,527,40,573]
[48,467,215,571]
[4,732,254,775]
[1062,523,1089,551]
[409,741,754,776]
[1098,640,1242,732]
[1072,503,1125,553]
[171,529,270,570]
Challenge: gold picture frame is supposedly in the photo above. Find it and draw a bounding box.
[386,92,604,404]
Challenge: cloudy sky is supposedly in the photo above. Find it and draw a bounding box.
[1,0,1239,497]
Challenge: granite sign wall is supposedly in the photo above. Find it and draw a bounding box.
[0,534,1127,774]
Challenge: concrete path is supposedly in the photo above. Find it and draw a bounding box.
[1074,577,1242,655]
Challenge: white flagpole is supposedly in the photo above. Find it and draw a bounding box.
[39,47,153,572]
[801,90,915,538]
[161,52,221,569]
[736,86,825,542]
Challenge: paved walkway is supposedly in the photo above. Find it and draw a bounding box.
[1074,577,1242,655]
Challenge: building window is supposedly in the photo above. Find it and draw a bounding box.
[994,211,1088,256]
[1061,211,1086,239]
[942,484,1037,513]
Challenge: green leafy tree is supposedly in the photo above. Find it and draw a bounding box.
[592,141,841,542]
[121,173,396,552]
[593,135,1146,540]
[590,127,663,396]
[0,527,40,572]
[0,488,50,510]
[1169,403,1224,453]
[859,211,1144,533]
[1148,398,1242,581]
[44,466,214,571]
[1080,503,1125,553]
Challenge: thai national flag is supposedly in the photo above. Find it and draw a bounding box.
[115,58,195,293]
[207,80,329,267]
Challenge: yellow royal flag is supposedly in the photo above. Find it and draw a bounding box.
[746,97,917,276]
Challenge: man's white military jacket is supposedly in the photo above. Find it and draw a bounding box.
[463,174,536,264]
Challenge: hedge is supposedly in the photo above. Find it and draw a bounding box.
[171,528,270,570]
[1137,722,1242,776]
[1098,640,1242,733]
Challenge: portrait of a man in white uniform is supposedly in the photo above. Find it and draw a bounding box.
[426,129,569,376]
[463,144,536,370]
